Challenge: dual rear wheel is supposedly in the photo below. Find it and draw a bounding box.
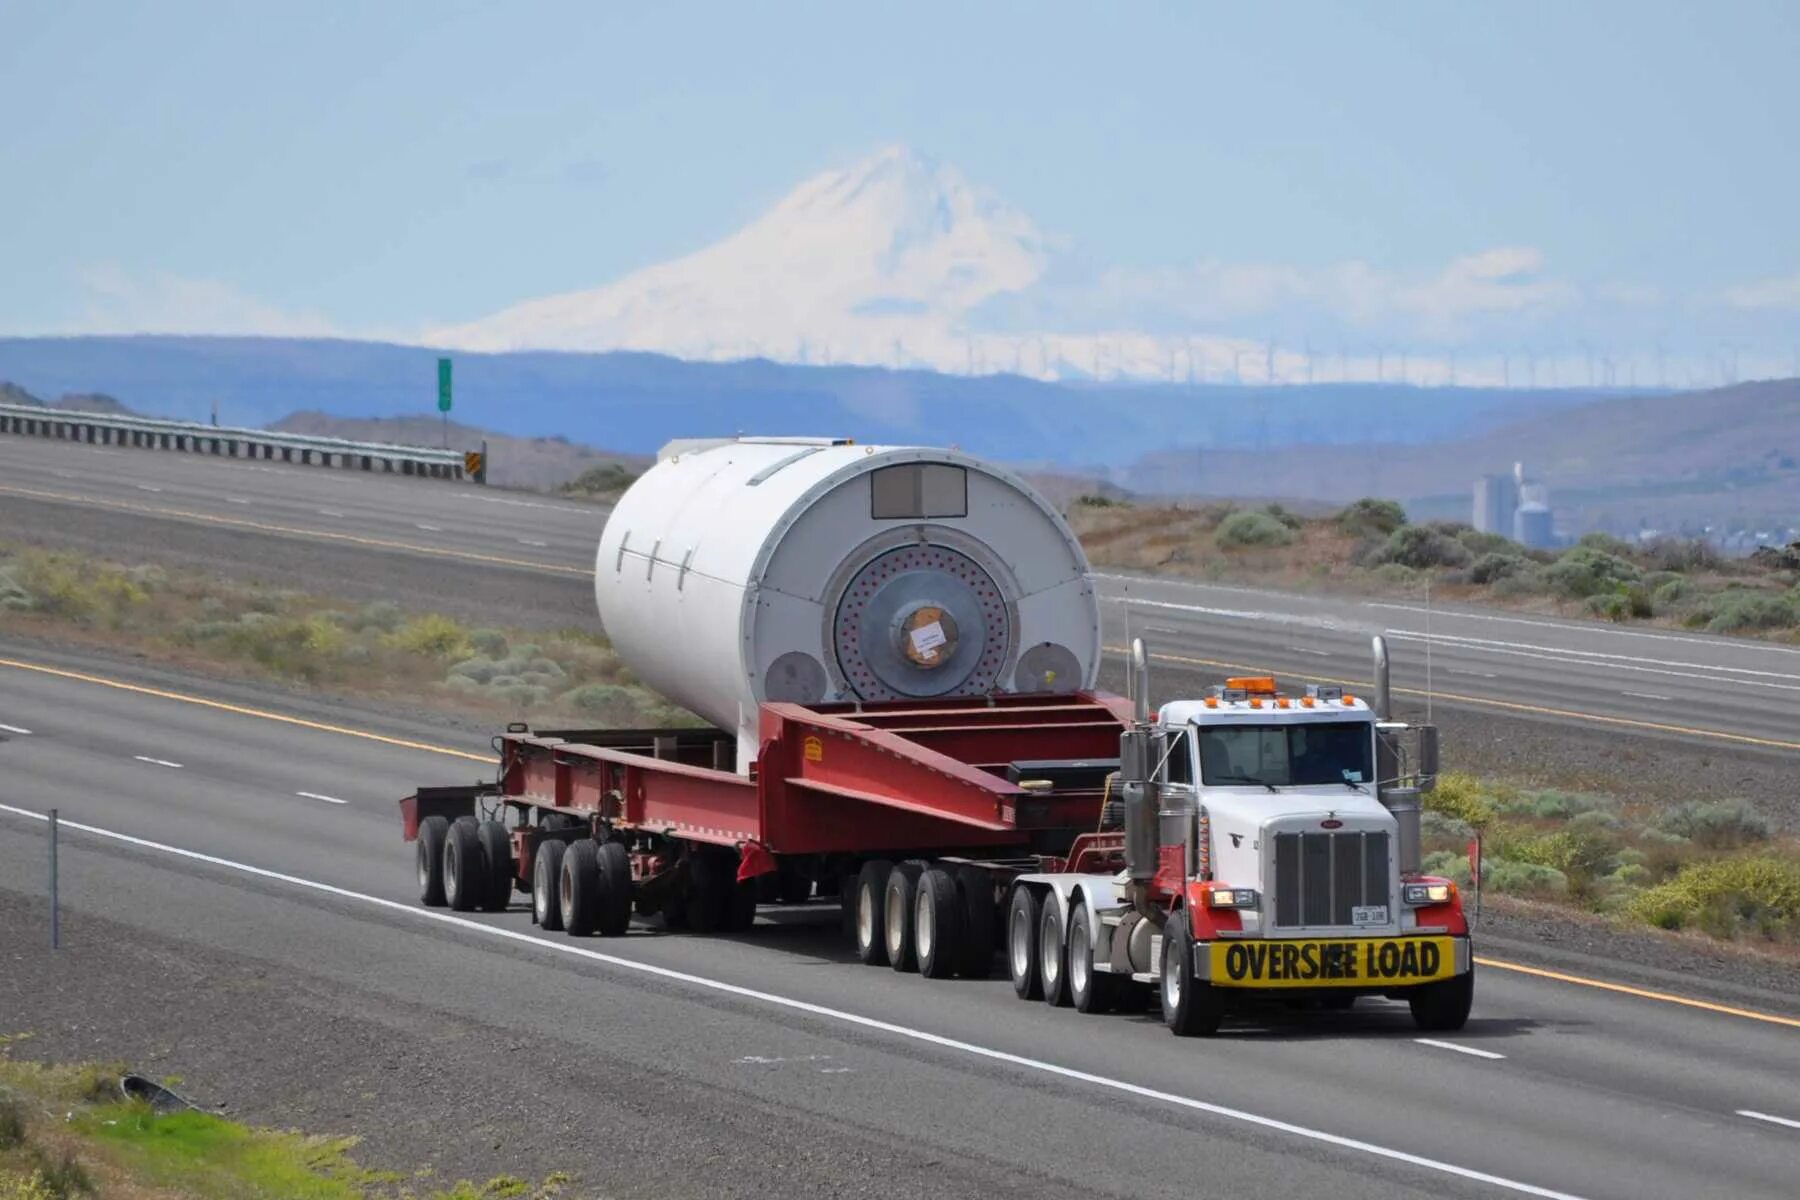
[852,860,998,977]
[418,815,513,913]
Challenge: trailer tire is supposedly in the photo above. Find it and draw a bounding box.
[1068,903,1121,1014]
[1007,886,1043,1000]
[532,838,566,930]
[914,868,964,979]
[1038,896,1072,1007]
[443,819,485,912]
[688,851,732,934]
[476,820,513,912]
[1161,910,1225,1036]
[1409,966,1474,1032]
[955,866,997,979]
[853,861,892,965]
[416,815,450,907]
[596,840,634,937]
[884,862,924,972]
[559,839,601,936]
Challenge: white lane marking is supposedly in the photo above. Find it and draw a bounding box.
[296,791,349,805]
[51,470,73,479]
[0,803,1585,1200]
[1383,631,1800,692]
[132,755,183,769]
[415,523,442,532]
[317,508,345,518]
[1623,691,1674,702]
[135,484,163,493]
[1415,1038,1506,1061]
[1290,647,1332,658]
[1737,1109,1800,1130]
[516,538,548,548]
[1370,601,1800,657]
[226,496,253,505]
[453,492,579,512]
[1449,670,1498,679]
[0,723,32,735]
[1106,595,1352,632]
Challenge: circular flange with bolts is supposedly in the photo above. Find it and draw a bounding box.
[832,544,1011,701]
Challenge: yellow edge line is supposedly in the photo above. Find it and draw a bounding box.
[7,654,1798,1030]
[1473,956,1800,1029]
[0,657,489,762]
[1106,644,1800,752]
[0,483,589,577]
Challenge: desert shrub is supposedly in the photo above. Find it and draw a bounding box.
[1627,856,1800,940]
[1490,568,1546,597]
[1652,578,1689,608]
[1369,563,1419,587]
[1485,859,1570,896]
[1704,592,1799,633]
[1427,772,1496,826]
[0,1098,23,1149]
[1585,584,1652,621]
[448,657,501,685]
[389,613,472,659]
[1456,529,1515,557]
[560,683,642,716]
[1421,809,1475,844]
[1658,799,1770,849]
[1421,849,1473,887]
[1215,511,1294,548]
[1496,826,1621,889]
[348,600,403,633]
[1577,531,1635,557]
[1261,503,1304,531]
[1335,498,1407,538]
[1369,524,1471,570]
[1469,552,1527,585]
[1073,493,1129,509]
[1544,547,1640,598]
[1521,789,1611,820]
[1640,537,1723,574]
[0,567,30,611]
[469,628,509,658]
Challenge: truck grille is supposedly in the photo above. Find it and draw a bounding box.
[1272,831,1390,927]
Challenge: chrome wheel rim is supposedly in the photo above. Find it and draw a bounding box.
[1070,919,1089,995]
[885,883,906,955]
[915,890,934,962]
[1009,905,1031,979]
[856,884,875,948]
[1163,939,1182,1009]
[1040,913,1060,989]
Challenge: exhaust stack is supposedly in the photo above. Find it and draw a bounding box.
[1370,634,1424,874]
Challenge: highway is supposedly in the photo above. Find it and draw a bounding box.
[3,647,1799,1199]
[5,434,1800,762]
[3,433,1799,1196]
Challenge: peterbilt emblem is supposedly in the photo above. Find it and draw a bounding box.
[1229,833,1243,848]
[1320,818,1344,829]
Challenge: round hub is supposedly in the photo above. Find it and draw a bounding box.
[833,545,1009,700]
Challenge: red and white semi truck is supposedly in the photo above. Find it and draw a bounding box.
[401,437,1472,1034]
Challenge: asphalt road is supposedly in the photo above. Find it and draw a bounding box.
[3,650,1798,1200]
[6,433,1799,761]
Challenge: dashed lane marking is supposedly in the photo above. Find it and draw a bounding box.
[1736,1110,1800,1131]
[0,802,1588,1200]
[1415,1038,1505,1060]
[0,723,31,735]
[133,755,183,769]
[297,791,349,805]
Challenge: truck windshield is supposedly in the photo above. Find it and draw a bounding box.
[1197,721,1372,789]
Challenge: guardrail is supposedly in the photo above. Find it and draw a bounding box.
[0,402,484,482]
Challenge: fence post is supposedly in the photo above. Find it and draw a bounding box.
[48,807,60,949]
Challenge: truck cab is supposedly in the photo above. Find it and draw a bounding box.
[1005,638,1473,1036]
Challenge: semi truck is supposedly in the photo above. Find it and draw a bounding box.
[401,436,1472,1035]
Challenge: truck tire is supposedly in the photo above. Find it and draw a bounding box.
[853,860,892,965]
[443,819,485,912]
[596,840,634,937]
[559,838,601,936]
[914,867,964,979]
[1068,903,1121,1014]
[416,815,449,907]
[1409,966,1474,1032]
[1038,897,1072,1007]
[476,820,513,912]
[688,851,732,934]
[1007,886,1043,1000]
[532,838,566,930]
[1161,910,1225,1036]
[956,866,997,979]
[883,862,924,972]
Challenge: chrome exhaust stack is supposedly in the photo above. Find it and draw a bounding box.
[1121,637,1165,923]
[1371,634,1429,874]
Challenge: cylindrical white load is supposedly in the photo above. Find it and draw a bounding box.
[595,437,1101,771]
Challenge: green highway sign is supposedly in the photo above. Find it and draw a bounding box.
[437,357,452,412]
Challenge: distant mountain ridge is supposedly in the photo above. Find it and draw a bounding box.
[0,334,1609,472]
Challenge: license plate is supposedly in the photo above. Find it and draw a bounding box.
[1207,937,1457,989]
[1351,905,1389,927]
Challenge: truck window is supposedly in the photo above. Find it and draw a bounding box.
[1198,722,1371,789]
[1161,728,1193,786]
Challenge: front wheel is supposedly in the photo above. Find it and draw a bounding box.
[1409,967,1474,1032]
[1160,911,1225,1037]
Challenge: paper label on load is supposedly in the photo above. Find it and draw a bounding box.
[910,621,948,657]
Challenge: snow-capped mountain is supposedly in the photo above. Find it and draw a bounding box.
[426,146,1276,383]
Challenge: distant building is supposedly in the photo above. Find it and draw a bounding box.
[1514,503,1555,548]
[1473,470,1519,536]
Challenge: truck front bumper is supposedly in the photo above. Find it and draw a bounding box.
[1194,934,1471,989]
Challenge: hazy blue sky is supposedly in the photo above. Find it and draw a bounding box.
[3,1,1796,376]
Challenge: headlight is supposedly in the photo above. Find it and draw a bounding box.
[1204,887,1259,909]
[1403,882,1453,905]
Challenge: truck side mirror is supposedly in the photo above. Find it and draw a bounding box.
[1417,725,1440,790]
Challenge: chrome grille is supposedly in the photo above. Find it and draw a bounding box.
[1273,831,1389,927]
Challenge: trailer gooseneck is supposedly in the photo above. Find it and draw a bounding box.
[401,437,1472,1034]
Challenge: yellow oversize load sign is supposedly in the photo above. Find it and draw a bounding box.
[1209,937,1457,989]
